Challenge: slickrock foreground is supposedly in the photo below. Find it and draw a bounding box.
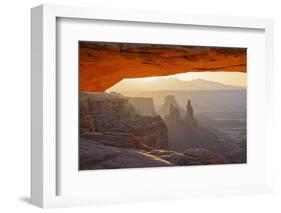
[80,134,229,170]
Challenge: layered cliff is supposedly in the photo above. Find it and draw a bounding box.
[128,97,156,116]
[80,92,168,149]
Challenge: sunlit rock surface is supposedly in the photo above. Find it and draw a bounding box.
[79,42,246,92]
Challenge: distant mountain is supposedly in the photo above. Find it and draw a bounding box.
[107,78,245,92]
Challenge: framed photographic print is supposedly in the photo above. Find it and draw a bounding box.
[31,4,274,208]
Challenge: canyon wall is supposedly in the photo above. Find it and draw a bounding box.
[80,92,168,149]
[128,97,156,116]
[79,92,230,170]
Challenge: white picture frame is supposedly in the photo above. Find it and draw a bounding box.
[31,4,274,208]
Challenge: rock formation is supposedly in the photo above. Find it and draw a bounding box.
[161,96,241,162]
[184,99,197,125]
[81,132,152,151]
[79,93,235,170]
[80,111,95,134]
[148,149,229,165]
[80,92,168,149]
[80,133,229,170]
[127,97,156,116]
[79,42,246,92]
[80,137,173,170]
[163,98,197,126]
[164,104,181,125]
[81,92,131,114]
[182,148,229,165]
[158,95,185,119]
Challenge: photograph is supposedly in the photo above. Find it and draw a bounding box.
[79,41,247,170]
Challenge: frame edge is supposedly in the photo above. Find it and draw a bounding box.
[30,4,274,208]
[31,5,44,208]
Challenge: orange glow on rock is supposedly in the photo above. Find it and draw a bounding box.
[79,42,246,92]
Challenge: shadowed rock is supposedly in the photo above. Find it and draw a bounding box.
[184,99,197,125]
[148,150,200,166]
[148,148,228,165]
[80,111,96,134]
[80,92,169,149]
[163,97,241,162]
[183,148,229,164]
[128,97,156,116]
[80,129,230,170]
[80,138,121,166]
[159,95,185,119]
[81,132,152,151]
[164,104,181,125]
[80,138,172,170]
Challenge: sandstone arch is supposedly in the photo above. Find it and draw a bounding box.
[79,42,246,92]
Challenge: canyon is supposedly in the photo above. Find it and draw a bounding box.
[162,97,245,163]
[78,42,247,170]
[80,92,168,149]
[79,92,231,170]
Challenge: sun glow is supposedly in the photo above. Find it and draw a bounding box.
[106,71,247,93]
[127,71,246,87]
[176,72,246,87]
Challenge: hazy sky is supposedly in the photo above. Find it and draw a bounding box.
[121,71,246,87]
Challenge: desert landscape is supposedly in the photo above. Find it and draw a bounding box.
[79,41,247,170]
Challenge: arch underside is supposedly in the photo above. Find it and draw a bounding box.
[79,42,247,92]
